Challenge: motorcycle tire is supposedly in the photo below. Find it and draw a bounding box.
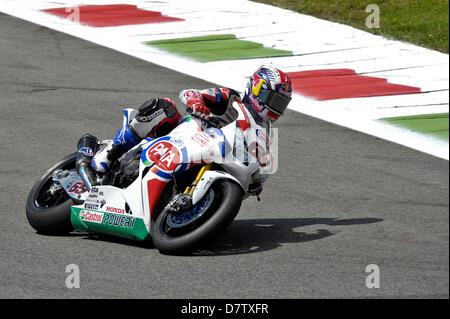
[26,153,77,235]
[151,180,244,255]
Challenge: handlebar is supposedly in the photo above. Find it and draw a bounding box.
[187,110,223,128]
[203,116,223,128]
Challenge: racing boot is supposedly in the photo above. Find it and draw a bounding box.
[91,108,139,173]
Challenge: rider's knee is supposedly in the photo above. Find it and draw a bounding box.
[130,98,182,139]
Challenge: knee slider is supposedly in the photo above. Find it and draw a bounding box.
[132,98,181,138]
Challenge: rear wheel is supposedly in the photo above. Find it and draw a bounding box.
[26,153,77,235]
[151,180,243,255]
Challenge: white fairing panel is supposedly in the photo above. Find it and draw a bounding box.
[191,170,244,205]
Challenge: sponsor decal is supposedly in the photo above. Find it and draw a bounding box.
[103,213,136,229]
[139,109,164,122]
[146,140,181,171]
[80,210,104,224]
[79,209,136,229]
[78,147,94,157]
[200,176,214,191]
[84,203,99,210]
[251,73,266,97]
[86,189,104,206]
[169,137,184,146]
[100,199,106,208]
[192,132,213,151]
[105,206,126,215]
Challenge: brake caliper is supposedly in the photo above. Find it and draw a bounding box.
[166,193,193,214]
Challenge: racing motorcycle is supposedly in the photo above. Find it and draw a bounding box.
[26,98,275,254]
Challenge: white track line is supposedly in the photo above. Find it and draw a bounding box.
[1,0,448,159]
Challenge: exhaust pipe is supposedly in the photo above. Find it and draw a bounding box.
[76,134,98,191]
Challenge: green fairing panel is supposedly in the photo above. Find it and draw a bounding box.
[71,206,150,241]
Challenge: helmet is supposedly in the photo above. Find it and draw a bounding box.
[244,65,292,122]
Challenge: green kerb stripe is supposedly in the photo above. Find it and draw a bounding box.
[149,34,237,44]
[145,34,293,62]
[382,112,449,140]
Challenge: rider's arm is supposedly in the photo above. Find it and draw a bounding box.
[179,88,240,118]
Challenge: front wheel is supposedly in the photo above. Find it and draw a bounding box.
[151,180,243,255]
[26,153,77,235]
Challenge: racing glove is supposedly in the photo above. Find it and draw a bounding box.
[186,101,211,120]
[180,90,211,120]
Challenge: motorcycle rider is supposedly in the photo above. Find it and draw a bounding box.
[91,65,293,193]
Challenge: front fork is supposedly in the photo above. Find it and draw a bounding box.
[183,163,213,195]
[167,163,213,213]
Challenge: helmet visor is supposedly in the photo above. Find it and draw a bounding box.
[257,89,291,115]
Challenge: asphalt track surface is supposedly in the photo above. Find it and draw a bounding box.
[0,13,448,299]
